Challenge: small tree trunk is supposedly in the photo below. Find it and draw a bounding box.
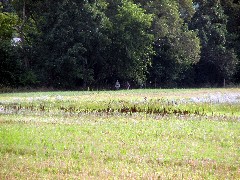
[20,0,29,69]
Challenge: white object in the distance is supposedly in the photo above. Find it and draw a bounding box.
[11,37,21,46]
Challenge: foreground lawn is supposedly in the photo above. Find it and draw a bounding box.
[0,89,240,179]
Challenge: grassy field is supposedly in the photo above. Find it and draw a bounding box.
[0,88,240,179]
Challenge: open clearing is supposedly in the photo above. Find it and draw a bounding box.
[0,88,240,179]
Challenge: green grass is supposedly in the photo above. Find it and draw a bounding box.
[0,88,240,179]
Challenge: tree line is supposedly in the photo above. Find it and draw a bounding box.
[0,0,239,89]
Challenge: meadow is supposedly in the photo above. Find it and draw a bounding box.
[0,88,240,179]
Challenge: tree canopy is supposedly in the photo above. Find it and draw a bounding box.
[0,0,239,89]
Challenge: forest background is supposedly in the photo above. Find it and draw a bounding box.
[0,0,240,89]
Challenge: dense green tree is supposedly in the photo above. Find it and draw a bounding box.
[10,0,153,88]
[23,0,109,88]
[191,0,238,86]
[1,0,239,89]
[221,0,240,82]
[139,0,200,87]
[0,3,22,87]
[100,0,154,86]
[178,0,196,22]
[2,0,40,86]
